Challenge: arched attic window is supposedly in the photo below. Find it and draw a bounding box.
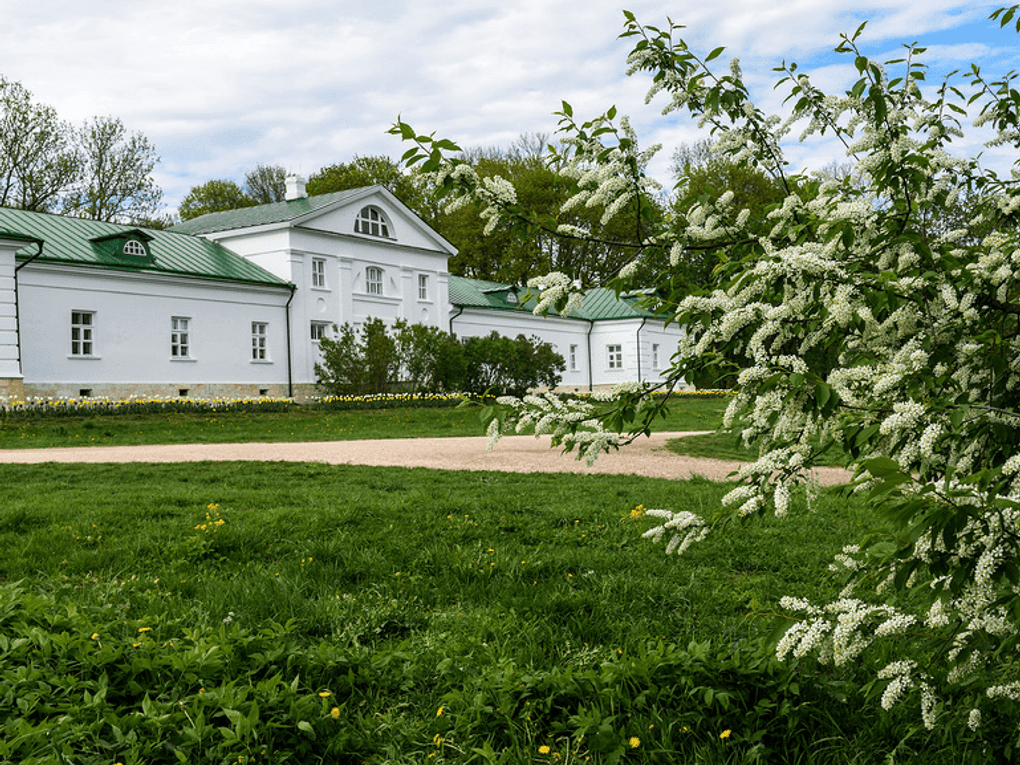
[354,206,392,238]
[122,239,147,257]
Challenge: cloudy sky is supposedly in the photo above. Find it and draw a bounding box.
[2,0,1017,215]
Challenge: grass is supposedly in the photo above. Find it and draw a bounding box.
[0,460,996,763]
[0,395,729,450]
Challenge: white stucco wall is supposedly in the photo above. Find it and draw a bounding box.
[195,192,453,387]
[17,263,292,397]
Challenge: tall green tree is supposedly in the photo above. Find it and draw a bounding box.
[62,116,162,223]
[178,179,254,221]
[243,163,286,204]
[438,136,661,286]
[307,155,432,217]
[0,77,79,213]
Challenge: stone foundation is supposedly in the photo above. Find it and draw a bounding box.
[0,377,25,402]
[20,382,298,403]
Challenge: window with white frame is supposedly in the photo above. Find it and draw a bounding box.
[569,344,578,371]
[311,258,326,288]
[354,206,391,238]
[251,322,268,361]
[310,322,329,341]
[652,343,660,369]
[171,317,190,358]
[607,344,623,370]
[122,239,147,257]
[366,266,383,295]
[70,311,95,356]
[418,274,429,300]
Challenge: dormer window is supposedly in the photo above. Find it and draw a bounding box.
[122,239,147,257]
[89,229,155,263]
[354,206,391,238]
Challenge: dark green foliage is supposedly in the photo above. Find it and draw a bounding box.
[177,179,255,220]
[315,321,565,396]
[461,331,566,396]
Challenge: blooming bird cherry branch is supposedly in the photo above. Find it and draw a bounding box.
[393,5,1020,738]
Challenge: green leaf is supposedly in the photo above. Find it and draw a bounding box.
[706,46,725,62]
[862,457,904,478]
[298,720,316,738]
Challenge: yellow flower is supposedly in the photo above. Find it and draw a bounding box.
[90,633,99,640]
[720,729,732,739]
[629,736,641,748]
[436,705,445,716]
[330,707,341,719]
[319,691,331,697]
[138,627,151,633]
[538,745,551,754]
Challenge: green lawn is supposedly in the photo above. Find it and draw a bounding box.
[0,459,989,764]
[0,395,729,450]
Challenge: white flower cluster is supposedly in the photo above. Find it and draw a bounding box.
[527,272,584,317]
[641,508,710,555]
[486,391,623,467]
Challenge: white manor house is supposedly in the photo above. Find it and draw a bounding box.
[0,176,683,402]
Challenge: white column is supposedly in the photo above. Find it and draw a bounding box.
[0,237,30,381]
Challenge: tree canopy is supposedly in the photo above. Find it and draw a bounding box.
[391,5,1020,746]
[0,77,163,223]
[177,179,255,221]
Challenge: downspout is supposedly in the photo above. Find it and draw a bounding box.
[449,305,464,336]
[586,319,594,391]
[284,285,296,399]
[13,241,45,379]
[635,317,647,383]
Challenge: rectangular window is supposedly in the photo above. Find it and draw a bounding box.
[652,343,660,369]
[70,311,94,356]
[569,344,578,371]
[418,274,429,300]
[251,322,268,361]
[171,317,190,358]
[311,258,326,288]
[310,322,329,341]
[607,344,623,370]
[366,266,383,295]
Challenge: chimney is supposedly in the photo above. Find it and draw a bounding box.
[285,173,307,201]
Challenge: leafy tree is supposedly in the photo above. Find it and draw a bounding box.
[62,116,162,223]
[392,5,1020,744]
[243,163,286,204]
[315,320,563,396]
[178,179,255,221]
[0,77,164,222]
[437,136,661,286]
[307,155,432,219]
[0,77,79,212]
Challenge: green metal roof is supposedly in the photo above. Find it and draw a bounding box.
[449,275,655,322]
[0,207,290,287]
[170,188,369,235]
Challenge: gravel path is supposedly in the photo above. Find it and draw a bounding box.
[0,432,852,485]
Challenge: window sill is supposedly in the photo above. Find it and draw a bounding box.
[68,355,101,360]
[170,357,198,363]
[250,359,274,365]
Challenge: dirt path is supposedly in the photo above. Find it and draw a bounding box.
[0,432,852,485]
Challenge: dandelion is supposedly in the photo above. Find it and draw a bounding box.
[137,627,151,633]
[539,745,551,754]
[330,707,341,719]
[90,632,99,640]
[437,705,445,716]
[629,736,641,748]
[720,729,732,739]
[319,691,331,698]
